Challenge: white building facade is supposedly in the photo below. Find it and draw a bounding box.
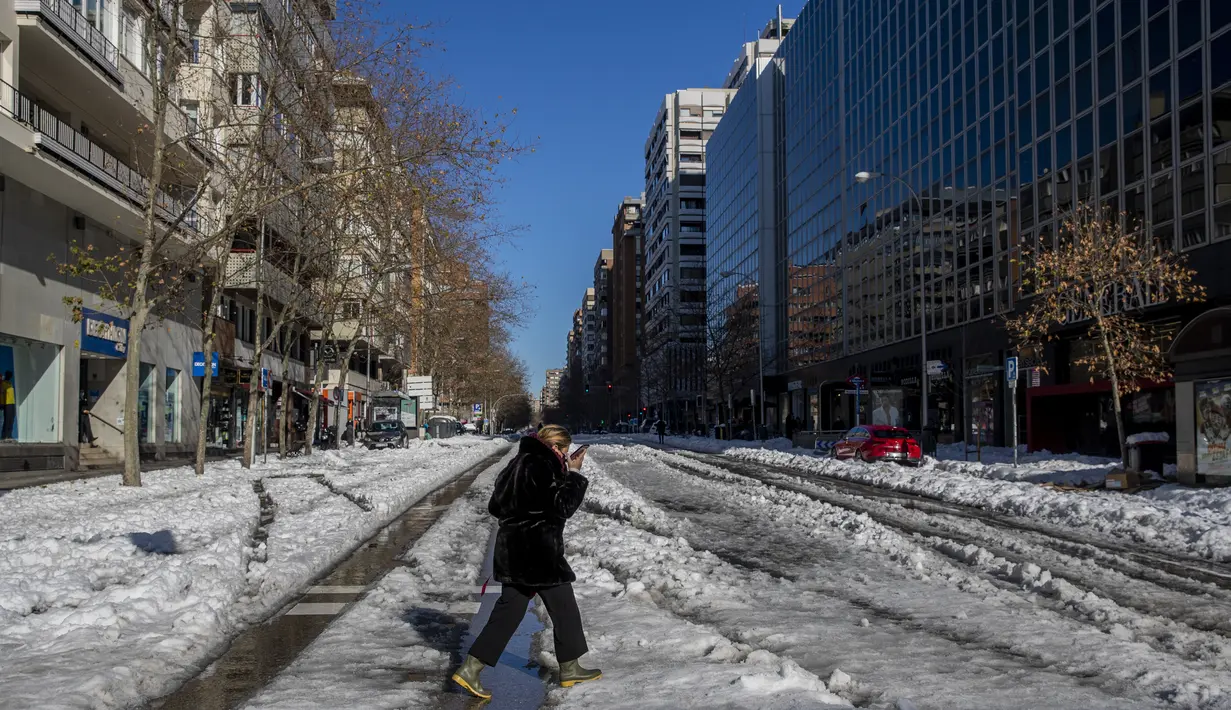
[641,88,735,426]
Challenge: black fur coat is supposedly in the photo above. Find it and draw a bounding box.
[489,435,589,587]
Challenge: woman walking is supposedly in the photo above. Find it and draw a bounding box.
[452,425,601,699]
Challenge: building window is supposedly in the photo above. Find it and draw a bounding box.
[232,73,262,106]
[165,368,181,443]
[679,153,703,163]
[138,363,155,444]
[340,300,361,319]
[181,101,199,131]
[0,335,62,444]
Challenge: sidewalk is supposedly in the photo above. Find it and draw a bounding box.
[0,438,508,709]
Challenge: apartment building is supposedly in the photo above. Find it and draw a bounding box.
[0,0,359,477]
[641,87,735,425]
[192,0,338,451]
[0,0,211,475]
[610,196,644,421]
[541,367,563,409]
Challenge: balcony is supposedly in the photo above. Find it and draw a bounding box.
[224,250,322,324]
[15,0,121,84]
[0,80,204,233]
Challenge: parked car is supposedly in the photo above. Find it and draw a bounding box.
[831,425,922,465]
[365,420,408,449]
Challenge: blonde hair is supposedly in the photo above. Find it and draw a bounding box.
[537,424,572,451]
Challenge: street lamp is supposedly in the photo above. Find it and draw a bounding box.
[718,269,766,440]
[854,170,929,429]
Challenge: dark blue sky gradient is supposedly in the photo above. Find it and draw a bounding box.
[407,0,804,392]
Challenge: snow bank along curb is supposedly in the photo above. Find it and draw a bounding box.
[0,437,505,709]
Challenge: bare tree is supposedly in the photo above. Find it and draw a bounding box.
[1007,203,1205,466]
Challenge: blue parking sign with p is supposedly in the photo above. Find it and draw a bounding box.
[1006,356,1018,384]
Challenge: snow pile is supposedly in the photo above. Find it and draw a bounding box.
[0,437,505,709]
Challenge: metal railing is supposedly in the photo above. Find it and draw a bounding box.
[0,80,203,233]
[14,0,120,76]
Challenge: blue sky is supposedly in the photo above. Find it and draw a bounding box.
[411,0,805,394]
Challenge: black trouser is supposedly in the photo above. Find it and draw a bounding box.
[79,412,94,444]
[1,403,14,439]
[469,583,588,667]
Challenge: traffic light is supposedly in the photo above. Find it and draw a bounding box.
[585,384,590,393]
[607,383,612,392]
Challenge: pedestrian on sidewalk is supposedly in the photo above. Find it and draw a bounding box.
[1,371,15,441]
[79,390,97,447]
[452,425,601,699]
[654,418,666,444]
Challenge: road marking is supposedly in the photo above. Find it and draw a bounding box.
[415,600,484,615]
[286,602,348,616]
[307,585,366,594]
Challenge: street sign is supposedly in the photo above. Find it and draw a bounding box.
[260,368,271,391]
[321,344,339,363]
[473,403,483,415]
[847,376,866,425]
[926,359,948,376]
[787,380,803,392]
[1006,356,1019,387]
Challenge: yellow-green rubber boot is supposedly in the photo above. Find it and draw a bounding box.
[451,655,492,699]
[559,658,602,687]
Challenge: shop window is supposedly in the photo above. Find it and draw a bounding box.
[165,369,181,443]
[1196,380,1231,475]
[0,336,62,444]
[139,363,155,444]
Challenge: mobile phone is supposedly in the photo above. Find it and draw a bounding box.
[569,444,590,460]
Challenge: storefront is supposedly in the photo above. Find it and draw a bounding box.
[0,332,63,444]
[1170,306,1231,484]
[78,309,130,452]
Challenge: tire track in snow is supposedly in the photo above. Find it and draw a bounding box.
[683,449,1231,588]
[651,450,1231,669]
[586,447,1231,709]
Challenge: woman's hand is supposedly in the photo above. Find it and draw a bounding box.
[567,447,587,471]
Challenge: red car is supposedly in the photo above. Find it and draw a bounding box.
[831,425,923,466]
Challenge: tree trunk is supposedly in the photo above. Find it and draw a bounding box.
[195,329,217,476]
[1097,317,1129,468]
[195,245,234,475]
[334,336,362,447]
[304,351,326,455]
[242,286,266,468]
[278,342,293,459]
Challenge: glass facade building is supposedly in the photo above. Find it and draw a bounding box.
[765,0,1230,448]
